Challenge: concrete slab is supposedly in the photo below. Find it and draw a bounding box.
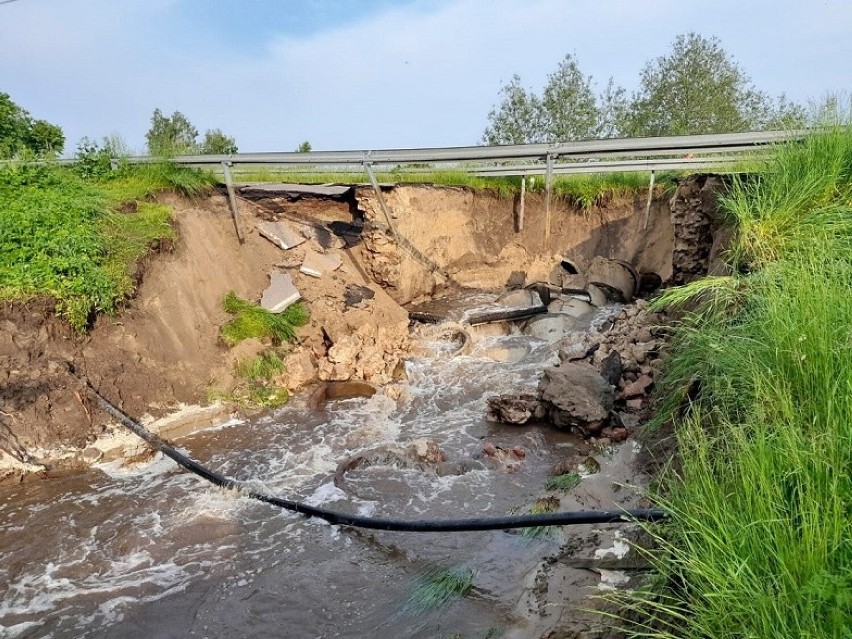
[258,220,306,250]
[261,271,302,313]
[241,183,352,198]
[299,249,343,278]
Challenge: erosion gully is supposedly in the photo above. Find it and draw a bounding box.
[0,301,648,639]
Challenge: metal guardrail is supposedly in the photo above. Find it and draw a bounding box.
[131,129,801,169]
[153,130,801,243]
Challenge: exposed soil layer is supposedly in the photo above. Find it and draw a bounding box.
[355,186,676,304]
[1,180,722,482]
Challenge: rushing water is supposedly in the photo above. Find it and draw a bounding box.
[0,316,645,638]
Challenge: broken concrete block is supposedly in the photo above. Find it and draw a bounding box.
[258,220,306,250]
[261,272,301,313]
[300,249,342,278]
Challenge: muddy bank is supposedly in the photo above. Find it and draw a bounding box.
[1,178,724,481]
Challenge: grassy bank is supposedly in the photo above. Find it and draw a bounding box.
[235,167,678,209]
[0,162,215,331]
[626,128,852,637]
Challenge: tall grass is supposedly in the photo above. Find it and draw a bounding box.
[627,128,852,638]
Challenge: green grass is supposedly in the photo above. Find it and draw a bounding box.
[0,162,212,330]
[235,351,285,382]
[405,566,475,614]
[216,350,290,409]
[545,472,582,491]
[233,167,679,209]
[219,291,309,346]
[627,128,852,638]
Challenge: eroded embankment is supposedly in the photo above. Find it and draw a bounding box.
[0,178,725,482]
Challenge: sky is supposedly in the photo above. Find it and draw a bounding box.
[1,0,850,154]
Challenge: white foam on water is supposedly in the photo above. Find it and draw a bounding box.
[303,482,348,507]
[0,621,44,638]
[93,452,179,480]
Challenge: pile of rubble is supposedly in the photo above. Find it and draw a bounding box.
[253,214,411,389]
[486,256,668,443]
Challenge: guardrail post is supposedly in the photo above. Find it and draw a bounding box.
[221,161,245,244]
[518,176,526,232]
[643,170,656,231]
[544,153,554,243]
[363,161,399,239]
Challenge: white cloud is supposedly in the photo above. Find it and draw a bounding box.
[0,0,849,153]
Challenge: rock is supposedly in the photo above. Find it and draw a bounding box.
[257,220,306,250]
[300,249,343,277]
[636,327,654,343]
[604,426,629,442]
[410,439,444,464]
[556,332,599,362]
[631,341,656,364]
[343,284,375,308]
[622,374,654,398]
[523,313,584,343]
[579,456,601,475]
[486,393,544,425]
[539,363,614,431]
[550,459,576,476]
[625,398,643,411]
[511,446,526,458]
[599,351,622,387]
[260,271,301,313]
[280,350,317,390]
[482,442,498,457]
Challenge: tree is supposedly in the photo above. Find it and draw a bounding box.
[145,109,239,156]
[483,57,623,145]
[295,140,312,153]
[200,128,238,155]
[145,109,199,156]
[596,78,629,138]
[483,75,548,145]
[0,92,64,158]
[622,33,804,136]
[541,55,599,141]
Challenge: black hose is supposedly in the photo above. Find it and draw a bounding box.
[87,383,667,532]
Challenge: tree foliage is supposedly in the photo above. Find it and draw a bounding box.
[541,55,599,141]
[145,109,199,156]
[483,34,807,144]
[295,140,312,153]
[200,128,238,155]
[483,75,547,145]
[145,109,237,156]
[0,92,65,158]
[622,33,805,136]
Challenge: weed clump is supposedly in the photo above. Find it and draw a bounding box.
[219,351,289,409]
[220,292,308,346]
[405,566,475,614]
[545,473,582,491]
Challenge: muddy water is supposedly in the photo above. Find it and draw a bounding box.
[0,317,645,638]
